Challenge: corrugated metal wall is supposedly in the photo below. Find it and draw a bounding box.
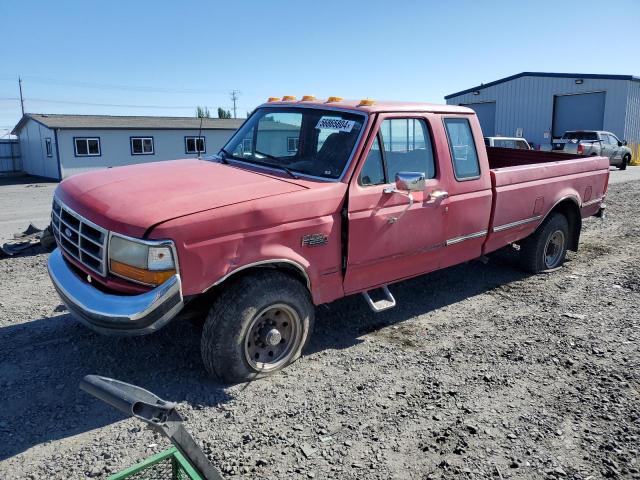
[446,75,633,148]
[625,81,640,162]
[0,139,20,172]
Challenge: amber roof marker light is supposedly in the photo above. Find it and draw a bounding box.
[326,96,343,103]
[281,95,297,101]
[301,95,316,101]
[358,98,375,107]
[267,97,281,102]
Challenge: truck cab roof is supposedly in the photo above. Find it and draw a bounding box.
[259,99,474,115]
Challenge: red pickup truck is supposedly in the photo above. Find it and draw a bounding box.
[48,98,609,382]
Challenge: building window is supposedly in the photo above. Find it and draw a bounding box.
[45,138,52,157]
[131,137,154,155]
[287,136,299,152]
[74,137,101,157]
[185,136,206,154]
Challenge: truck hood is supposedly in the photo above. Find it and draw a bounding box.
[56,159,307,237]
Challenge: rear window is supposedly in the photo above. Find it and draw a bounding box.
[562,131,598,141]
[493,139,529,149]
[444,118,480,180]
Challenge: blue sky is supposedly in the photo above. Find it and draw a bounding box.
[1,0,639,137]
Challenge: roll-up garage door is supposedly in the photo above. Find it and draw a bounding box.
[462,102,496,136]
[552,92,605,137]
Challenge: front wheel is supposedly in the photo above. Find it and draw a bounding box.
[620,154,630,170]
[201,270,314,383]
[520,213,569,273]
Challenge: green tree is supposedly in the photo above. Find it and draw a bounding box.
[217,107,232,119]
[195,106,211,118]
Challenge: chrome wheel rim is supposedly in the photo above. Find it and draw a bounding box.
[244,303,302,372]
[544,230,565,269]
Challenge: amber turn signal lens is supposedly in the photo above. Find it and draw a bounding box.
[110,260,175,286]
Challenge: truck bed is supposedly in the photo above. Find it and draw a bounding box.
[482,147,610,254]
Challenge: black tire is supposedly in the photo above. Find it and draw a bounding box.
[520,213,569,273]
[620,154,630,170]
[201,270,314,383]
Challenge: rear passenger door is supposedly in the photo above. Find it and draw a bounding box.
[344,114,449,293]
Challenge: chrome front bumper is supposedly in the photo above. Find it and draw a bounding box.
[47,248,184,336]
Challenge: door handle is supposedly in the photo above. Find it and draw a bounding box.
[429,190,449,201]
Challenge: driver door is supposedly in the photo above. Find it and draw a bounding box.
[344,114,449,293]
[607,134,621,161]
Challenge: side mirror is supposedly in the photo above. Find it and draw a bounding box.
[618,141,623,147]
[382,172,426,224]
[395,172,425,192]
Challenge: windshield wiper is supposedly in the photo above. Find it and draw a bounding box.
[254,149,279,161]
[244,157,298,179]
[248,150,297,179]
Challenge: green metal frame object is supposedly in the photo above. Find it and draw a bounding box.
[108,447,203,480]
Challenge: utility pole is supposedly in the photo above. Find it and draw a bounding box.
[230,90,240,119]
[18,76,24,115]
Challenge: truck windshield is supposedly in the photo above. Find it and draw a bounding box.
[221,107,366,179]
[562,131,598,141]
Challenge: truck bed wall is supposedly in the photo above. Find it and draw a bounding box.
[487,146,582,169]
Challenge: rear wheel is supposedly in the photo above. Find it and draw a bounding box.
[520,213,569,273]
[201,270,314,383]
[620,154,630,170]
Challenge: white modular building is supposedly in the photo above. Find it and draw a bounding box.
[11,114,244,179]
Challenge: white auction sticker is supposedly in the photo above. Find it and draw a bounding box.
[316,117,355,132]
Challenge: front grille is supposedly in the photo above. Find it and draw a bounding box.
[51,198,108,276]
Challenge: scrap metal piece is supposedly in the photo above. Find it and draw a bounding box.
[80,375,225,480]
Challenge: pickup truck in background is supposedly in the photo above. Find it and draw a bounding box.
[47,98,609,382]
[549,130,632,170]
[484,136,531,150]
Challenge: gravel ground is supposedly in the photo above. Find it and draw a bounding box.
[0,176,57,240]
[1,179,639,480]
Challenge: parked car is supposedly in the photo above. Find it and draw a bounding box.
[484,136,531,150]
[550,130,632,170]
[47,99,609,382]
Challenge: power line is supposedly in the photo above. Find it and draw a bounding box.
[0,74,232,95]
[0,97,251,110]
[22,98,199,109]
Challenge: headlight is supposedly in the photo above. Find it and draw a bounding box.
[109,235,177,286]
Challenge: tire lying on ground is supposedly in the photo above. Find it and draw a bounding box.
[520,213,569,273]
[201,270,314,383]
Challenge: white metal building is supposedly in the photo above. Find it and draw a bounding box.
[11,114,244,179]
[445,72,640,159]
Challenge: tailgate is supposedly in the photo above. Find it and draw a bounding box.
[551,140,568,151]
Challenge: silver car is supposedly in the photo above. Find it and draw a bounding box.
[551,130,632,170]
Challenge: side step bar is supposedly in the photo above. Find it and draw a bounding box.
[362,286,396,312]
